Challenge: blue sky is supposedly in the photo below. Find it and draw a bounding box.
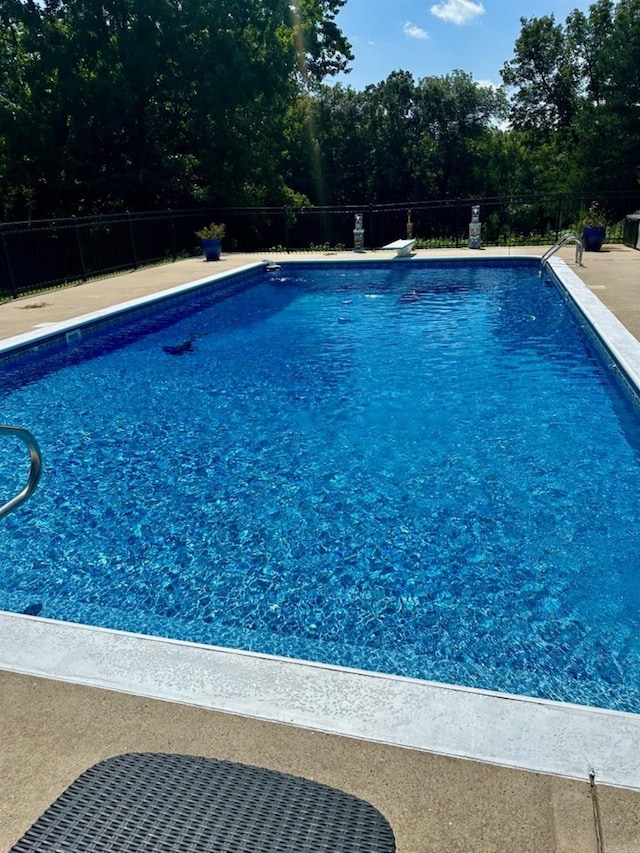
[333,0,593,90]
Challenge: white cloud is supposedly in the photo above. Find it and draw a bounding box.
[476,78,499,90]
[430,0,485,25]
[403,21,429,39]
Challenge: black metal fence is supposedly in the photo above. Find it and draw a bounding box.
[2,192,639,300]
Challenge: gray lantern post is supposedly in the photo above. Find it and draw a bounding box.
[353,213,365,252]
[469,205,481,249]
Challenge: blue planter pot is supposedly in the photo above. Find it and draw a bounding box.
[200,238,222,261]
[581,226,606,252]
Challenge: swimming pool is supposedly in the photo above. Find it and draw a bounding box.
[2,258,640,714]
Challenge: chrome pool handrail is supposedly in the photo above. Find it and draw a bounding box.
[0,425,42,520]
[541,233,584,269]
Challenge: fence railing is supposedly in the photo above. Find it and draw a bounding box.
[2,192,639,300]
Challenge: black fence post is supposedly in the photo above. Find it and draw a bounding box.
[0,224,17,298]
[127,211,139,270]
[284,206,290,253]
[168,209,177,261]
[73,216,88,281]
[555,193,563,241]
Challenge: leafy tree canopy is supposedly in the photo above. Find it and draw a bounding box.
[0,0,352,218]
[501,0,640,191]
[1,0,639,219]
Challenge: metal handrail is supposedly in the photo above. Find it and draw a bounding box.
[0,425,42,519]
[541,233,584,269]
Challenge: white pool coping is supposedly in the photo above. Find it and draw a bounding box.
[547,255,640,390]
[0,262,263,356]
[3,255,640,790]
[3,610,640,789]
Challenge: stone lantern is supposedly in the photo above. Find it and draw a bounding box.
[469,205,481,249]
[353,213,365,252]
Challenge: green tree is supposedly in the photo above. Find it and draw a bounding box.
[357,71,421,203]
[286,70,510,207]
[0,0,353,218]
[284,85,370,205]
[501,1,640,194]
[413,71,508,199]
[292,0,353,87]
[500,15,579,135]
[568,0,640,190]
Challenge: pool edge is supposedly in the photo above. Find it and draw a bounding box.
[2,609,639,790]
[548,255,640,390]
[0,261,265,357]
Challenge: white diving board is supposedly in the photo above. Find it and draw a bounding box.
[382,238,416,258]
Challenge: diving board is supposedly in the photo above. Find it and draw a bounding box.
[382,239,416,258]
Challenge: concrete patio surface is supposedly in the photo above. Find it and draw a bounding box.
[1,244,640,852]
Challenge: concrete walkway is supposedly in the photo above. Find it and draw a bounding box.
[1,245,640,853]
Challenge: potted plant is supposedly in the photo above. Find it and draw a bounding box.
[196,222,226,261]
[578,202,607,252]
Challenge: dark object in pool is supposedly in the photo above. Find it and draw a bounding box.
[400,289,426,303]
[22,602,42,616]
[163,338,195,356]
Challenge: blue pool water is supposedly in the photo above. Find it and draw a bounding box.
[2,259,640,712]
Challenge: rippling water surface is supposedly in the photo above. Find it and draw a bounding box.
[2,260,640,712]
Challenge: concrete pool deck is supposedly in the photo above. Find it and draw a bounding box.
[2,244,640,852]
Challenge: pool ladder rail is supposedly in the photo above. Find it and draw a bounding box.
[540,233,584,270]
[0,425,42,520]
